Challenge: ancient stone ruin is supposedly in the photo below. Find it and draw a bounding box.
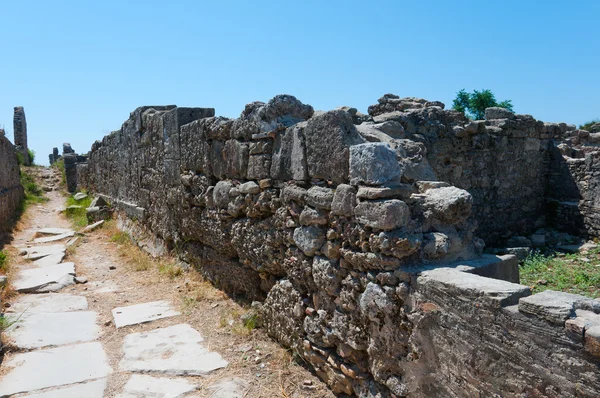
[0,128,24,233]
[69,94,600,397]
[13,106,30,166]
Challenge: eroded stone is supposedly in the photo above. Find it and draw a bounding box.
[0,342,111,397]
[112,300,181,328]
[119,324,228,375]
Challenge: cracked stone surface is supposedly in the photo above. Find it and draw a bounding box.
[7,293,88,313]
[119,324,228,375]
[36,227,74,235]
[116,374,197,398]
[33,252,66,267]
[13,262,76,293]
[0,342,112,397]
[5,311,100,349]
[33,231,75,244]
[21,244,66,260]
[112,300,181,328]
[19,379,107,398]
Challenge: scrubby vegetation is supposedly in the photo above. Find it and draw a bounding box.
[580,119,600,131]
[65,194,92,228]
[520,250,600,298]
[19,168,48,214]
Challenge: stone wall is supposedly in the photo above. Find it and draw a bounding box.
[13,106,29,166]
[77,95,600,397]
[546,129,600,237]
[0,130,23,233]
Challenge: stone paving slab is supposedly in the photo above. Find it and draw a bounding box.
[112,300,181,328]
[18,379,107,398]
[5,311,100,349]
[21,245,66,260]
[33,231,75,244]
[36,228,75,236]
[207,377,249,398]
[13,262,76,293]
[33,252,66,267]
[0,342,112,397]
[116,374,197,398]
[7,293,88,313]
[119,324,228,375]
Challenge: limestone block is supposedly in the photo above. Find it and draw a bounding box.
[354,199,410,231]
[349,143,402,185]
[304,110,365,184]
[293,226,326,256]
[331,184,356,216]
[271,122,309,181]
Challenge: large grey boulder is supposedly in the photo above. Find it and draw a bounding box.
[354,199,411,231]
[349,143,402,186]
[304,110,365,184]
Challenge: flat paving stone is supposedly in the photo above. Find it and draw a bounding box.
[18,378,107,398]
[36,228,75,236]
[116,374,197,398]
[112,300,181,328]
[13,262,76,293]
[5,311,100,349]
[33,231,75,244]
[119,323,228,375]
[21,245,66,260]
[7,293,88,313]
[33,252,66,267]
[0,342,112,397]
[207,377,249,398]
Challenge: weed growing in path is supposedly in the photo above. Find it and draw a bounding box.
[65,194,92,228]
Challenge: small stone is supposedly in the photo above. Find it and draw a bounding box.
[75,276,88,284]
[354,199,411,231]
[109,266,116,270]
[73,192,88,201]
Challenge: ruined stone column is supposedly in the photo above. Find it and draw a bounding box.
[13,106,30,166]
[63,153,78,193]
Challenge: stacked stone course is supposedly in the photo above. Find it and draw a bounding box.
[0,128,24,233]
[76,94,600,397]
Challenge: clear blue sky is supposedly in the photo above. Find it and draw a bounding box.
[1,0,598,165]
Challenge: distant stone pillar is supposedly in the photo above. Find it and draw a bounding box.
[64,153,78,193]
[63,143,74,155]
[13,106,30,165]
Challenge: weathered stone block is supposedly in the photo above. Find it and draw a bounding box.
[271,123,308,181]
[331,184,356,216]
[304,110,365,183]
[349,143,402,186]
[354,199,410,231]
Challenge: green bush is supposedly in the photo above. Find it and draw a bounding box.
[65,194,92,228]
[452,89,514,120]
[580,119,599,131]
[0,251,7,272]
[28,149,35,165]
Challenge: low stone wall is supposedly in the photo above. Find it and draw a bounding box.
[77,96,600,397]
[0,132,23,233]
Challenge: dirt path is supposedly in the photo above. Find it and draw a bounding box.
[0,167,334,398]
